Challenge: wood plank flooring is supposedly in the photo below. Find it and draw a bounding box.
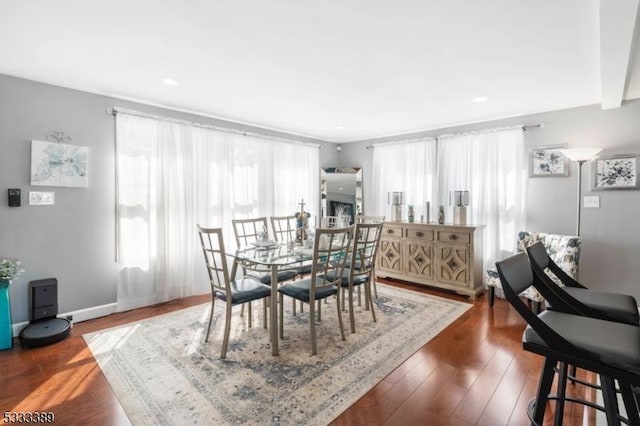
[0,279,601,425]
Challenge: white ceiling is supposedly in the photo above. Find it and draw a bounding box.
[1,1,638,142]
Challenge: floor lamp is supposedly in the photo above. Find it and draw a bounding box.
[560,148,602,236]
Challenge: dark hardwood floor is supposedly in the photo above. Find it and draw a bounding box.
[0,279,600,425]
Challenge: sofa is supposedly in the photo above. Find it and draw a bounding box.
[485,231,581,311]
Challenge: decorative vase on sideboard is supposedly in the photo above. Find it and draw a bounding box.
[0,280,13,350]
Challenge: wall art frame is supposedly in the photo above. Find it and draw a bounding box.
[529,145,569,177]
[30,140,89,188]
[591,154,639,190]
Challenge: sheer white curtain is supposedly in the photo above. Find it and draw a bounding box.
[437,127,527,273]
[116,113,319,311]
[371,139,437,219]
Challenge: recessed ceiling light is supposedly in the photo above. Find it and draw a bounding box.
[338,187,343,191]
[161,78,179,86]
[472,96,488,103]
[335,125,345,130]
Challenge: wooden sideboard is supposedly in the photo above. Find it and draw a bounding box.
[376,222,484,300]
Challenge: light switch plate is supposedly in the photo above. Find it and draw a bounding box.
[583,196,600,208]
[29,191,55,205]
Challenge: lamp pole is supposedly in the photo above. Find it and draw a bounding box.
[560,148,602,237]
[575,160,586,237]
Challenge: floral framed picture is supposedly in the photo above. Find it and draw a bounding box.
[529,145,569,177]
[591,154,639,190]
[30,140,89,188]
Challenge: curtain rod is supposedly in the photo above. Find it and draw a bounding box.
[107,107,322,149]
[364,123,543,150]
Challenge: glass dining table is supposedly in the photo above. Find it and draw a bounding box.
[228,242,314,356]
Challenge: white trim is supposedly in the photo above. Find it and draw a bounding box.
[11,302,117,337]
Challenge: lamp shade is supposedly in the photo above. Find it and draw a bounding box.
[388,191,404,205]
[559,148,602,162]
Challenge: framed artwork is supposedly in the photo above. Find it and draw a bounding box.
[591,154,639,190]
[529,146,568,177]
[30,140,89,187]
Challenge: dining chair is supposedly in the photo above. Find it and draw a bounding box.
[526,241,640,326]
[232,217,298,285]
[326,222,383,333]
[197,225,271,359]
[496,252,640,425]
[277,226,353,355]
[269,214,308,315]
[353,215,385,300]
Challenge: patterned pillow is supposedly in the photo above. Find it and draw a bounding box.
[486,231,581,303]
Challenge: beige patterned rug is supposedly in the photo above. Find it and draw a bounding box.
[84,283,470,425]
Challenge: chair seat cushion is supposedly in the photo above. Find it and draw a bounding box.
[296,264,312,275]
[215,277,271,305]
[560,287,640,326]
[278,278,338,302]
[524,310,640,376]
[257,270,298,284]
[323,270,369,287]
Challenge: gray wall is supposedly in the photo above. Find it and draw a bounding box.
[0,74,332,324]
[2,72,639,324]
[339,101,640,299]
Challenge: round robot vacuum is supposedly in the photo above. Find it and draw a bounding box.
[19,318,71,348]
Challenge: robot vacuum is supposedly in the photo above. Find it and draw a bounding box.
[19,278,71,348]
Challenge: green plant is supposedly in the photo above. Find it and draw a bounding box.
[0,258,24,281]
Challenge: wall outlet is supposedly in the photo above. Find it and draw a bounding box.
[583,196,600,208]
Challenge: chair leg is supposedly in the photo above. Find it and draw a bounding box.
[205,295,216,343]
[309,298,317,355]
[317,298,322,321]
[367,280,376,324]
[336,291,346,342]
[342,287,346,312]
[532,358,556,424]
[531,300,542,314]
[601,376,622,426]
[263,298,267,329]
[349,285,356,334]
[554,362,568,426]
[240,303,245,317]
[357,286,362,307]
[372,266,378,299]
[292,297,297,316]
[279,293,285,339]
[487,285,495,307]
[568,364,577,385]
[300,300,304,313]
[619,381,640,425]
[247,301,252,328]
[221,302,233,359]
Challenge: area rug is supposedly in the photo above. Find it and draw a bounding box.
[84,283,470,425]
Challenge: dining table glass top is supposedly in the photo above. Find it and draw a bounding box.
[229,242,314,267]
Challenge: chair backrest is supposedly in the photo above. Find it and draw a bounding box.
[310,226,353,294]
[527,241,583,288]
[321,215,351,228]
[197,226,231,299]
[232,217,269,247]
[355,215,385,224]
[349,222,384,278]
[495,253,587,357]
[527,241,595,317]
[516,231,581,279]
[270,215,297,243]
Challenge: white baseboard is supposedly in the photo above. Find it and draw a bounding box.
[11,302,118,337]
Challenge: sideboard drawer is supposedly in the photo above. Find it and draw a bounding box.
[438,231,470,244]
[382,225,403,237]
[406,228,434,240]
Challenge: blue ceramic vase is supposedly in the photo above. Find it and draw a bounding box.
[0,280,12,350]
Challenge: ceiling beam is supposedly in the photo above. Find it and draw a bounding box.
[600,0,640,109]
